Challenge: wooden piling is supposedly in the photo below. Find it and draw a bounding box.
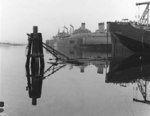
[33,26,38,33]
[25,26,45,105]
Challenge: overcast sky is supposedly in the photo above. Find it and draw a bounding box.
[0,0,148,43]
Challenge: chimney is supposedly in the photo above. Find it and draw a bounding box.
[98,23,104,31]
[81,22,86,30]
[33,26,38,33]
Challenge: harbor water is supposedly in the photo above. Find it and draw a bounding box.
[0,45,150,116]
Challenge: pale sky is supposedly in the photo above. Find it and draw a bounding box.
[0,0,148,43]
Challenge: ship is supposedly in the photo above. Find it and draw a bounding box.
[46,22,111,50]
[107,2,150,53]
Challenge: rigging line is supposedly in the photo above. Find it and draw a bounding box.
[42,45,59,59]
[42,42,69,59]
[42,43,84,64]
[44,65,54,74]
[43,64,66,79]
[138,5,140,20]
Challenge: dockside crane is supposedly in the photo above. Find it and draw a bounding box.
[136,2,150,25]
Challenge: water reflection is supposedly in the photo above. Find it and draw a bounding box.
[45,39,111,74]
[25,57,44,105]
[43,59,66,78]
[107,53,150,104]
[0,101,4,113]
[106,54,150,83]
[25,40,45,106]
[106,30,150,105]
[25,39,111,105]
[50,41,111,74]
[51,38,150,105]
[25,36,150,107]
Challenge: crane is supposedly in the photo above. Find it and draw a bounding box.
[136,2,150,25]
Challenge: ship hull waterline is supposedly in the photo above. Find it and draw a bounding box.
[113,32,150,53]
[108,22,150,53]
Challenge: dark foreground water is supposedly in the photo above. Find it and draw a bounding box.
[0,45,150,116]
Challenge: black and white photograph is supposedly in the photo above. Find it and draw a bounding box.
[1,0,150,116]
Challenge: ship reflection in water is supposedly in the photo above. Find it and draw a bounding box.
[25,35,150,108]
[106,53,150,104]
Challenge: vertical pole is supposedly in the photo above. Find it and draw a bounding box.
[106,23,108,59]
[145,81,147,102]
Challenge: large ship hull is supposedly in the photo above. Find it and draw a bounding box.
[107,22,150,53]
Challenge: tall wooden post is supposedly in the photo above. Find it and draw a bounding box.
[26,26,45,105]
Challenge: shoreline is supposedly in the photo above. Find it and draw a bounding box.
[0,42,26,46]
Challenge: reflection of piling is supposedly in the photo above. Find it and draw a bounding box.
[0,101,4,113]
[0,102,4,107]
[80,65,85,73]
[26,26,45,105]
[97,65,103,74]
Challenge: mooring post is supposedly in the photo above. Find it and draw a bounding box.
[29,26,44,69]
[26,26,45,105]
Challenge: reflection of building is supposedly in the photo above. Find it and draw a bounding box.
[78,60,108,74]
[97,64,104,74]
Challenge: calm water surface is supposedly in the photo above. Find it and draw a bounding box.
[0,45,150,116]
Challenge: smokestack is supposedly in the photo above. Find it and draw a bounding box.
[33,26,38,33]
[98,23,104,31]
[81,22,86,30]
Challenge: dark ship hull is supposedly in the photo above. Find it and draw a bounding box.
[107,22,150,53]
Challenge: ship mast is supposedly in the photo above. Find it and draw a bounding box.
[136,2,150,26]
